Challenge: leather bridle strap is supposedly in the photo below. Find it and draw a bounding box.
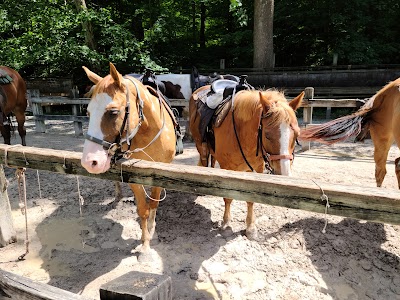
[232,109,255,172]
[269,154,294,161]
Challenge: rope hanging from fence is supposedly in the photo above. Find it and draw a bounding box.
[16,168,29,261]
[312,179,330,233]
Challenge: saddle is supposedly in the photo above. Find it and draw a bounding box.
[0,69,13,85]
[139,69,166,95]
[194,75,254,150]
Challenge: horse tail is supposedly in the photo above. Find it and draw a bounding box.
[300,114,369,144]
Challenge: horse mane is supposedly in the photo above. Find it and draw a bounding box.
[233,89,296,127]
[300,77,400,144]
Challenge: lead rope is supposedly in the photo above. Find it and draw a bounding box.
[312,179,330,233]
[120,162,167,202]
[16,168,29,260]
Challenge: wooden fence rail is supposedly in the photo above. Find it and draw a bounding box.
[0,144,399,225]
[28,87,365,137]
[0,269,92,300]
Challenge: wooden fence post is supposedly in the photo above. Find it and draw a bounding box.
[303,87,314,124]
[31,90,46,133]
[0,165,16,247]
[72,104,83,136]
[302,87,314,151]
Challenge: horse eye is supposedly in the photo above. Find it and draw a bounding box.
[108,109,120,116]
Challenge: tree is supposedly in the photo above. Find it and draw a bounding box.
[253,0,274,69]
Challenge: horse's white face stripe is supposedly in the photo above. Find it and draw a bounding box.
[279,123,292,176]
[87,93,113,140]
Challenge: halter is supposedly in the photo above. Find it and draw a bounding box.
[257,112,294,173]
[232,109,294,173]
[84,76,147,162]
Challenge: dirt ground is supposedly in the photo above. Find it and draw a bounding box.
[1,117,400,300]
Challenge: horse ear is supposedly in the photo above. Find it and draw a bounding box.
[289,91,304,111]
[109,62,123,88]
[82,66,102,84]
[259,91,271,113]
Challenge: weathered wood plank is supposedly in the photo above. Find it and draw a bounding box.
[302,99,362,108]
[33,115,88,122]
[30,97,90,105]
[0,270,93,300]
[0,145,399,225]
[100,271,172,300]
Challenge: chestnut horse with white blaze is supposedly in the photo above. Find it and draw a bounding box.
[81,63,176,259]
[189,87,304,239]
[300,77,400,189]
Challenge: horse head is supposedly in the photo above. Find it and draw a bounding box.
[81,63,145,174]
[256,90,304,175]
[162,80,185,99]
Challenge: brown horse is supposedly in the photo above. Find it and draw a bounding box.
[81,63,177,260]
[300,77,400,189]
[0,66,27,145]
[189,87,304,239]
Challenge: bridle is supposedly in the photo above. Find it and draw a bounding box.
[85,76,161,162]
[232,109,295,174]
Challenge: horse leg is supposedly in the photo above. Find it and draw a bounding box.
[246,201,258,240]
[221,198,233,235]
[0,124,11,145]
[199,142,210,167]
[14,111,26,146]
[393,126,400,189]
[147,186,162,241]
[395,157,400,189]
[129,183,153,260]
[370,128,392,187]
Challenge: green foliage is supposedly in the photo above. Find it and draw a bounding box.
[0,0,399,79]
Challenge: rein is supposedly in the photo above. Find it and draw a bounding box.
[232,109,294,173]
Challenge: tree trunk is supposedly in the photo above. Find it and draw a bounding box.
[253,0,274,69]
[74,0,96,52]
[192,1,196,48]
[199,2,206,48]
[0,165,16,247]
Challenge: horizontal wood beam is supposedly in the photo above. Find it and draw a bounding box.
[0,269,93,300]
[33,115,88,122]
[0,145,399,225]
[301,99,362,108]
[30,97,90,105]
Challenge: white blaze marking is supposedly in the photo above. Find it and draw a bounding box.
[86,93,113,140]
[279,123,292,176]
[81,93,114,174]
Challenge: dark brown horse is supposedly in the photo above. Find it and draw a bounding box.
[0,66,27,145]
[300,77,400,189]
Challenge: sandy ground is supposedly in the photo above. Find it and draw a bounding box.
[0,117,400,300]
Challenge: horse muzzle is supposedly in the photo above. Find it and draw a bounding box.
[81,141,112,174]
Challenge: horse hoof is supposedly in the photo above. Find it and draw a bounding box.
[246,228,259,241]
[138,251,154,263]
[220,225,234,238]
